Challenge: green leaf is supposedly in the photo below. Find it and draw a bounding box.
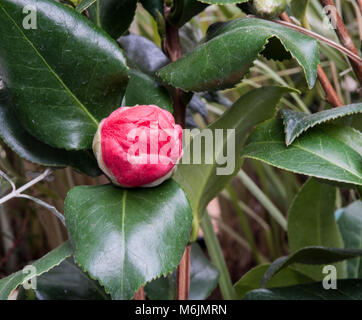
[169,0,208,27]
[290,0,310,23]
[22,258,110,300]
[0,90,101,176]
[175,86,293,240]
[244,279,362,300]
[188,243,219,299]
[243,119,362,186]
[0,0,129,150]
[88,0,137,39]
[76,0,96,12]
[288,178,345,280]
[124,70,173,112]
[158,17,319,91]
[65,180,193,300]
[234,264,313,299]
[140,0,164,18]
[281,103,362,146]
[337,201,362,278]
[145,243,219,300]
[196,0,248,4]
[0,242,72,300]
[261,246,362,288]
[145,275,176,300]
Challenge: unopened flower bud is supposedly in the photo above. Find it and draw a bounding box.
[252,0,288,19]
[93,105,183,188]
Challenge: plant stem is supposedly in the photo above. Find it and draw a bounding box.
[201,212,237,300]
[133,286,146,300]
[176,245,191,300]
[164,2,189,299]
[0,169,52,205]
[226,184,261,264]
[164,6,185,127]
[317,65,344,106]
[238,170,287,231]
[320,0,362,85]
[18,194,66,226]
[280,12,344,107]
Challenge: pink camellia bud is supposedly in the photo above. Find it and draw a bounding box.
[93,105,183,188]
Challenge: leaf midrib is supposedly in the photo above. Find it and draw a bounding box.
[0,3,99,128]
[245,140,362,180]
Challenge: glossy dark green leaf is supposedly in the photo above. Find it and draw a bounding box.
[169,0,208,27]
[0,0,129,150]
[88,0,137,39]
[124,70,173,112]
[76,0,96,12]
[175,86,293,240]
[281,103,362,146]
[0,90,101,176]
[140,0,163,18]
[337,201,362,278]
[145,243,219,300]
[234,264,313,299]
[65,181,193,300]
[288,178,345,280]
[27,258,110,300]
[243,119,362,186]
[0,242,72,300]
[158,18,319,91]
[188,244,219,299]
[244,279,362,300]
[145,274,176,300]
[261,246,362,288]
[118,34,169,74]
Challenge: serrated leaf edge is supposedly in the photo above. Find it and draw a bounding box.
[281,104,362,146]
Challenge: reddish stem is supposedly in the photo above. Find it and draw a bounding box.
[133,286,146,300]
[267,18,361,63]
[320,0,362,85]
[176,245,191,300]
[279,11,292,23]
[164,15,186,127]
[280,12,343,107]
[317,65,344,106]
[164,2,189,300]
